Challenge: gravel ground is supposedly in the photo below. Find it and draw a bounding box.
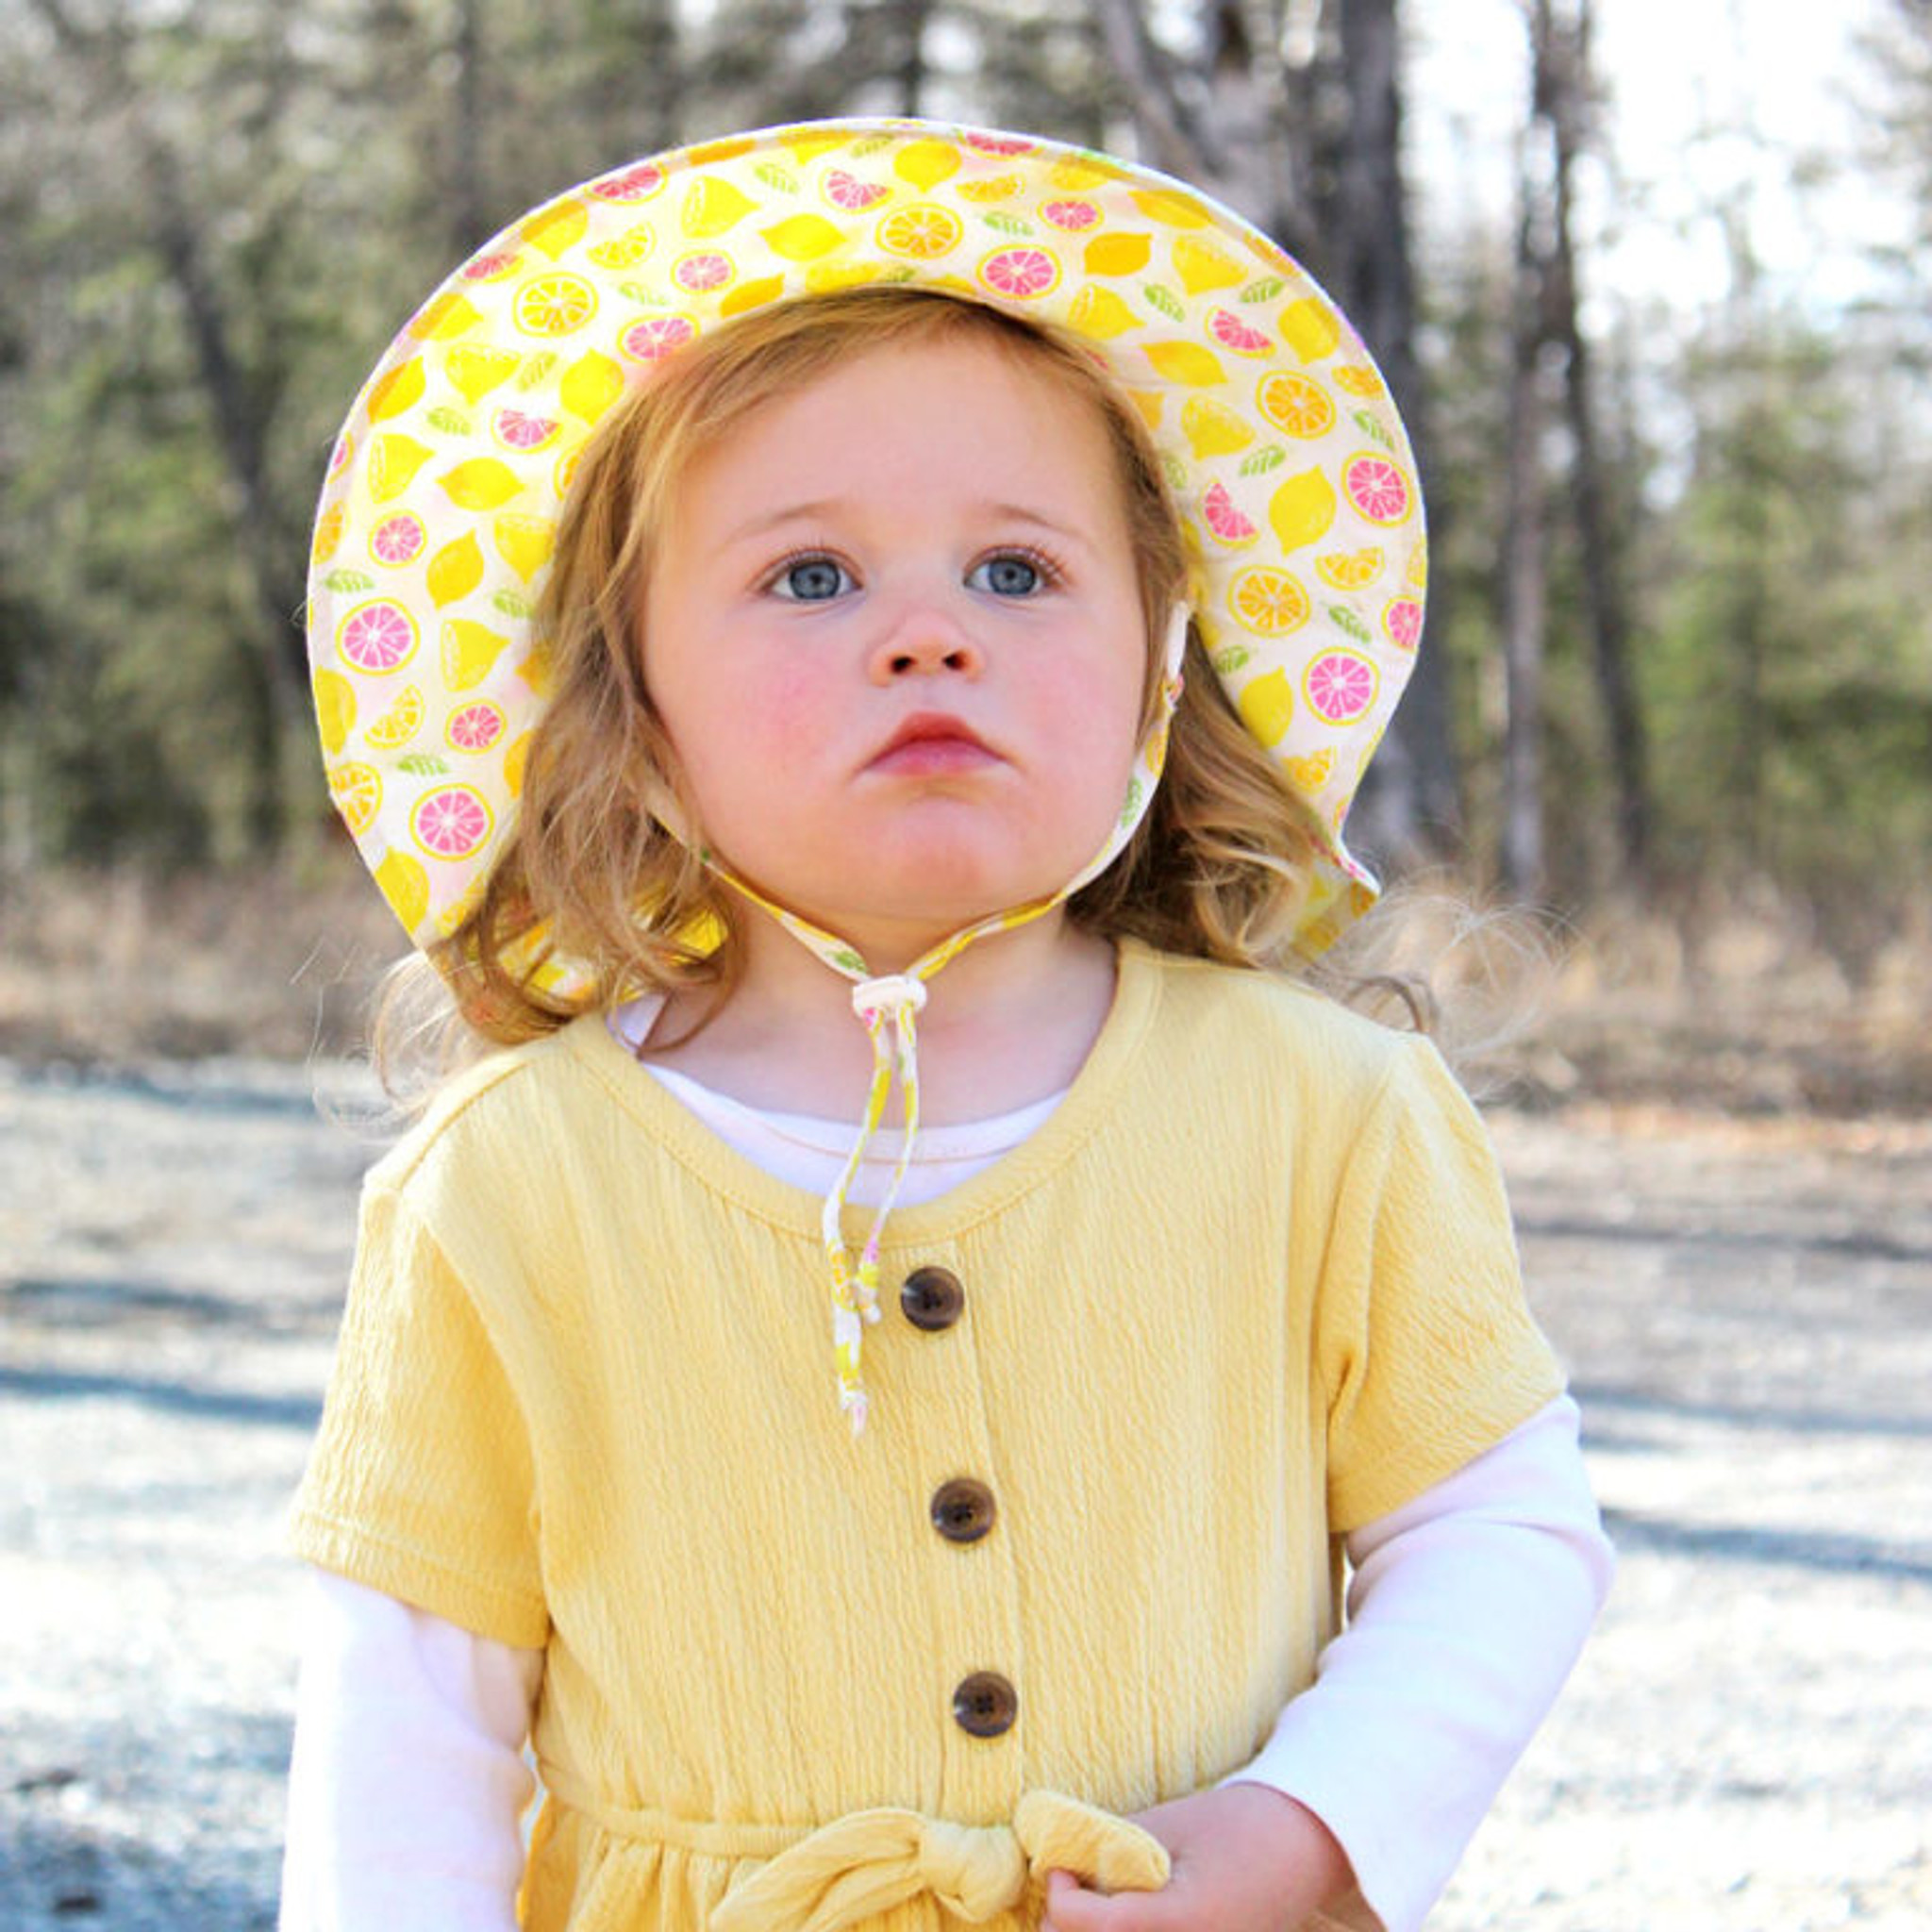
[3,1056,1928,1930]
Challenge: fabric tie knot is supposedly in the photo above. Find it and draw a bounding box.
[852,974,927,1024]
[708,1789,1170,1932]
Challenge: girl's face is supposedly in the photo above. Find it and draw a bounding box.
[639,333,1150,959]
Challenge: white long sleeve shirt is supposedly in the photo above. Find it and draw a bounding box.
[280,1012,1612,1932]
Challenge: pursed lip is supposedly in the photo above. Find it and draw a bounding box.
[866,712,1002,773]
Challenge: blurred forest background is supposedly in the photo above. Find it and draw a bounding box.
[0,0,1927,1087]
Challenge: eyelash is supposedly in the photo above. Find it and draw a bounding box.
[760,542,1069,597]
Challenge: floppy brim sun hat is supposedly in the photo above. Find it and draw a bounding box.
[308,116,1428,1430]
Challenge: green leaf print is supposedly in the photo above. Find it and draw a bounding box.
[398,753,451,777]
[1239,445,1287,477]
[425,406,472,437]
[1240,276,1287,304]
[1353,408,1394,450]
[981,212,1035,238]
[1143,282,1185,323]
[324,569,374,593]
[756,162,799,194]
[1326,605,1373,643]
[1211,645,1252,675]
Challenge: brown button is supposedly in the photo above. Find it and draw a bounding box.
[952,1671,1018,1738]
[900,1265,964,1331]
[930,1477,996,1544]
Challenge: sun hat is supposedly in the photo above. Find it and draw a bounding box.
[308,116,1427,1430]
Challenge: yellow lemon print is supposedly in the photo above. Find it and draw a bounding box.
[1181,395,1254,458]
[313,668,356,758]
[408,291,482,341]
[441,618,510,691]
[374,848,430,932]
[1172,235,1245,293]
[1280,295,1342,362]
[445,344,522,405]
[721,274,788,318]
[365,357,425,423]
[1143,340,1224,386]
[1268,468,1338,550]
[762,213,848,262]
[893,139,960,190]
[560,349,625,424]
[367,434,433,505]
[1130,188,1211,228]
[520,199,588,259]
[680,176,757,238]
[1067,285,1140,339]
[1237,669,1294,746]
[311,502,346,563]
[502,731,532,798]
[439,458,524,511]
[494,513,555,582]
[1084,232,1152,276]
[426,531,485,608]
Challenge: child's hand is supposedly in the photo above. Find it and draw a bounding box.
[1041,1783,1354,1932]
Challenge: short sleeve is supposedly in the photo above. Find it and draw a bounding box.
[289,1182,549,1649]
[1316,1035,1564,1533]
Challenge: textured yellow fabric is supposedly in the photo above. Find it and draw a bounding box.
[290,938,1562,1932]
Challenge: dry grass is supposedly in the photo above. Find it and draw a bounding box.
[3,858,1927,1116]
[0,849,408,1064]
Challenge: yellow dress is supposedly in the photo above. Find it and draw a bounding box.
[291,939,1563,1932]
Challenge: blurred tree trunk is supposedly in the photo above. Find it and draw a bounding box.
[1330,0,1460,863]
[26,0,303,851]
[1499,0,1554,895]
[1095,0,1459,866]
[1544,0,1649,877]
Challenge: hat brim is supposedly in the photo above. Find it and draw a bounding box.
[308,119,1424,990]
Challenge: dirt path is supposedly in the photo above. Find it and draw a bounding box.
[3,1057,1928,1929]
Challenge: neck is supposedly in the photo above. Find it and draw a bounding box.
[645,900,1120,1124]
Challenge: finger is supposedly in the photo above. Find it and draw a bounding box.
[1042,1865,1163,1932]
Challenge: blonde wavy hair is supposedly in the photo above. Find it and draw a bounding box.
[375,285,1341,1090]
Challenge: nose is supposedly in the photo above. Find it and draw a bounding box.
[867,600,985,683]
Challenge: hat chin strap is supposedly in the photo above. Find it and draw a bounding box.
[693,602,1190,1440]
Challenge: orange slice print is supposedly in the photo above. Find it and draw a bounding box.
[877,204,964,258]
[1257,372,1336,440]
[1229,567,1311,637]
[514,274,598,337]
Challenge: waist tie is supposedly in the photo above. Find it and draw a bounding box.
[543,1775,1170,1932]
[710,1790,1170,1932]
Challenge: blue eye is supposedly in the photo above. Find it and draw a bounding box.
[772,556,854,601]
[969,553,1046,596]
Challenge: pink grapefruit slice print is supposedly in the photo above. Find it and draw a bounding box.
[445,700,508,752]
[1041,199,1101,231]
[1202,481,1258,548]
[1341,453,1414,525]
[673,250,735,292]
[590,161,665,203]
[410,783,493,860]
[369,512,426,567]
[1208,308,1274,357]
[964,133,1037,157]
[491,408,561,453]
[977,246,1060,299]
[1302,648,1380,724]
[337,600,419,674]
[1382,596,1423,651]
[824,169,891,211]
[620,314,697,362]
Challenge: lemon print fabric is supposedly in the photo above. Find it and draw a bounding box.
[308,118,1425,990]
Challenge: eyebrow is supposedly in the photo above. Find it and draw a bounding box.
[720,499,1096,551]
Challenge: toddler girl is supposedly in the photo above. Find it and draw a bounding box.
[283,119,1611,1932]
